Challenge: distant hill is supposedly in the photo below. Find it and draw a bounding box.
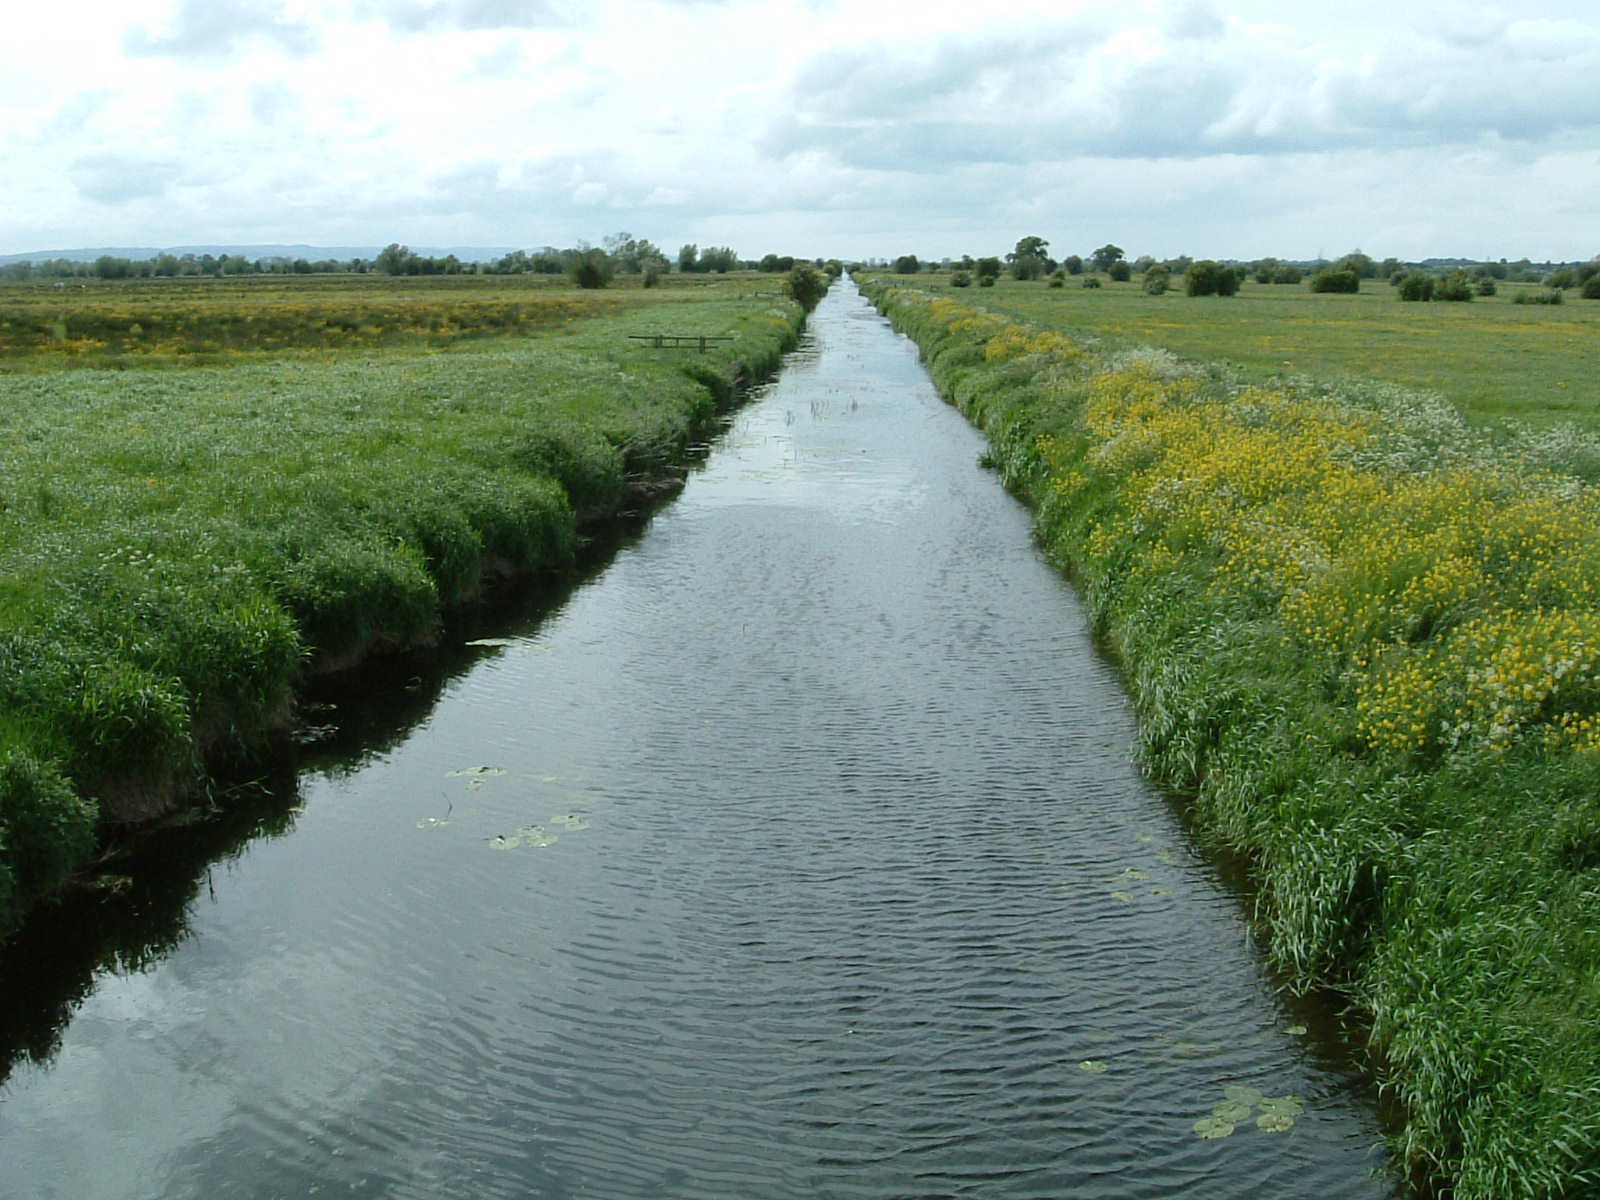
[0,244,523,266]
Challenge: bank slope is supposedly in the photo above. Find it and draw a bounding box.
[862,277,1600,1200]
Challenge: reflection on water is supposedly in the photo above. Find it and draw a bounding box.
[0,282,1402,1199]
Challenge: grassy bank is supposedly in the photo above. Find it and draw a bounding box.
[859,276,1600,1198]
[912,272,1600,430]
[0,274,808,937]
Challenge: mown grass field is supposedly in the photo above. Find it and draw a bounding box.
[915,273,1600,429]
[861,275,1600,1199]
[0,271,807,936]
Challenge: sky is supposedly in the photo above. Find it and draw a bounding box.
[2,0,1598,263]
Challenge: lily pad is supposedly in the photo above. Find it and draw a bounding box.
[489,835,521,850]
[1109,889,1135,904]
[1078,1060,1108,1074]
[1257,1112,1295,1133]
[448,766,505,778]
[516,825,559,848]
[1151,887,1173,897]
[548,812,590,830]
[1223,1084,1264,1107]
[1121,867,1150,881]
[1156,849,1176,866]
[416,817,450,829]
[1285,1024,1308,1037]
[1212,1100,1253,1123]
[1258,1096,1305,1118]
[1135,833,1156,844]
[1193,1116,1235,1139]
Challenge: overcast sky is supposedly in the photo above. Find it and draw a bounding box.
[3,0,1597,262]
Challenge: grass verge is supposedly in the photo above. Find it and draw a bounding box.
[860,275,1600,1199]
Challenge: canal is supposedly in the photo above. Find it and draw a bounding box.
[0,281,1398,1198]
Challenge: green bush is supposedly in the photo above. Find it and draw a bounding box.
[1108,261,1132,282]
[783,262,829,311]
[1310,268,1361,294]
[1398,273,1435,302]
[1582,275,1600,300]
[0,750,97,934]
[979,274,997,287]
[1143,264,1171,295]
[1081,275,1102,289]
[1185,261,1239,296]
[1435,272,1475,302]
[950,271,972,288]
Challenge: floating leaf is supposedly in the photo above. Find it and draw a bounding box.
[1258,1096,1305,1118]
[1223,1085,1264,1107]
[1156,849,1176,866]
[1109,889,1135,903]
[448,766,505,779]
[1285,1024,1308,1037]
[548,812,590,830]
[1151,887,1173,897]
[490,835,521,850]
[1257,1112,1295,1133]
[416,817,450,829]
[1135,833,1156,844]
[1078,1060,1108,1074]
[1121,867,1150,881]
[1193,1116,1235,1139]
[516,825,559,848]
[1212,1100,1253,1123]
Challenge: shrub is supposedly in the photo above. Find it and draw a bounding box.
[1582,275,1600,300]
[1514,289,1565,306]
[783,262,829,311]
[1047,277,1064,288]
[565,248,614,289]
[1546,268,1577,290]
[978,274,997,287]
[1398,273,1435,302]
[1274,264,1303,285]
[0,750,97,934]
[1476,277,1497,296]
[1108,261,1132,282]
[1190,260,1222,299]
[1143,264,1171,295]
[950,271,972,288]
[1081,275,1102,289]
[1309,268,1361,294]
[1434,273,1475,302]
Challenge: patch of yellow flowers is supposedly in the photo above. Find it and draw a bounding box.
[916,291,1600,762]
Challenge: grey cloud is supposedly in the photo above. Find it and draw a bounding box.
[360,0,575,33]
[249,81,302,126]
[69,152,188,204]
[123,0,317,59]
[764,13,1600,170]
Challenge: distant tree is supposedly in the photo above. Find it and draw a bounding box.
[1132,255,1157,274]
[1061,254,1084,275]
[1007,235,1051,280]
[566,247,615,289]
[1253,257,1282,284]
[678,243,699,273]
[1582,274,1600,300]
[375,243,418,275]
[697,246,738,273]
[784,262,829,311]
[1546,268,1578,289]
[1164,255,1193,276]
[1335,250,1377,278]
[975,256,1002,280]
[1108,260,1132,282]
[1090,244,1125,272]
[894,254,921,274]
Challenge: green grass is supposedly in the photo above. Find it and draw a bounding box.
[0,273,807,935]
[861,275,1600,1199]
[918,273,1600,429]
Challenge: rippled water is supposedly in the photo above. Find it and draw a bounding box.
[0,282,1399,1199]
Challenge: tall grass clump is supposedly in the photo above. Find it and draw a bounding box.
[859,276,1600,1199]
[0,283,807,938]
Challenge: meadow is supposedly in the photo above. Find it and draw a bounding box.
[0,272,807,936]
[861,274,1600,1199]
[917,273,1600,430]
